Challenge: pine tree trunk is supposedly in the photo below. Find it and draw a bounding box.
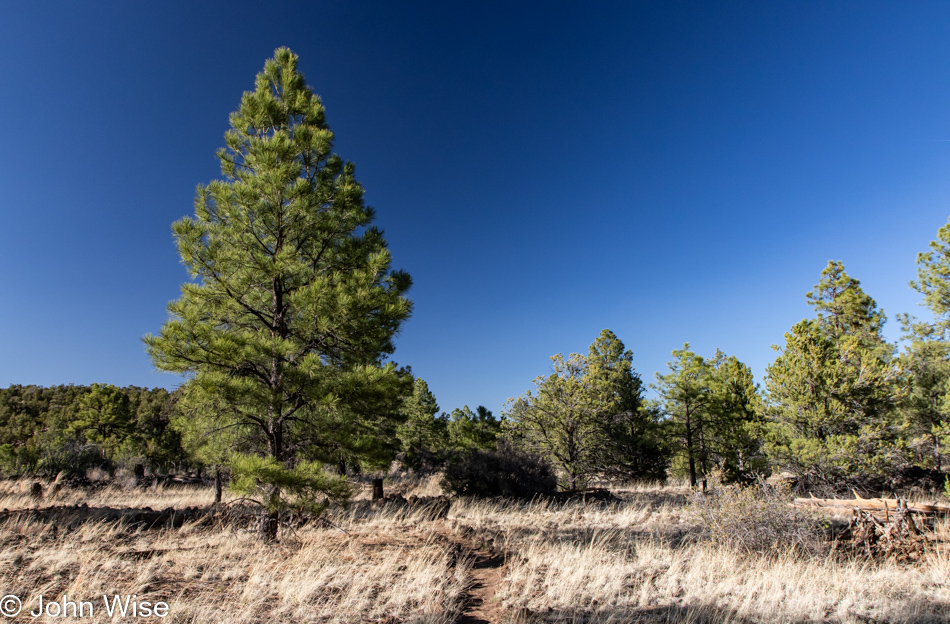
[214,467,222,504]
[261,509,279,542]
[933,433,941,472]
[698,427,708,493]
[685,411,697,488]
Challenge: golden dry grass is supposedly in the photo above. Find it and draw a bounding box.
[446,491,950,623]
[0,477,948,623]
[0,478,225,510]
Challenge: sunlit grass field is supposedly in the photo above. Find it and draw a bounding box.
[0,476,948,623]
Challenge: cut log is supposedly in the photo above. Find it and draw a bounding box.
[795,497,950,515]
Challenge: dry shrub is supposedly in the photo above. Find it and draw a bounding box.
[691,480,828,555]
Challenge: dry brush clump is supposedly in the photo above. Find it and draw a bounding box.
[441,445,558,499]
[689,480,829,556]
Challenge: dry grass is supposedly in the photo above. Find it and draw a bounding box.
[0,478,225,510]
[349,473,445,501]
[0,478,466,623]
[1,476,948,623]
[446,489,950,623]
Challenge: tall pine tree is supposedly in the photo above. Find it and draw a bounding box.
[654,346,760,488]
[765,261,900,489]
[396,377,449,471]
[145,49,412,539]
[587,330,666,482]
[899,218,950,470]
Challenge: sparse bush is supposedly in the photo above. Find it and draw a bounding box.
[441,443,557,498]
[691,478,828,555]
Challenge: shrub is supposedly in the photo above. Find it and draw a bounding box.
[690,478,828,555]
[441,444,557,499]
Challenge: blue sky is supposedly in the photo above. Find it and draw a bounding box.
[2,2,950,416]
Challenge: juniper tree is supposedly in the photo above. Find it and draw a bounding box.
[145,48,412,539]
[69,384,135,461]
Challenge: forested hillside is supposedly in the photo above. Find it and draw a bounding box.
[0,384,185,476]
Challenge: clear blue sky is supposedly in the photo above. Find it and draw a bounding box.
[2,2,950,416]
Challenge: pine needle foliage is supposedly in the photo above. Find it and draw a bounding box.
[899,218,950,470]
[504,330,662,489]
[144,48,412,537]
[765,261,902,489]
[229,454,351,516]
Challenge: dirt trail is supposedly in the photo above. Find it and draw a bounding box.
[436,522,508,624]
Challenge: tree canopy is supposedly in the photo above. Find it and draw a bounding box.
[654,346,760,488]
[504,330,662,489]
[765,261,901,488]
[144,48,412,537]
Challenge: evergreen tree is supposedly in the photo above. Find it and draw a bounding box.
[504,352,604,489]
[504,330,660,488]
[654,347,763,488]
[586,330,667,481]
[447,405,500,451]
[653,346,712,489]
[705,353,765,483]
[806,260,885,346]
[396,377,449,471]
[898,217,950,470]
[144,49,412,539]
[895,334,949,470]
[69,384,134,461]
[765,262,901,488]
[910,218,950,327]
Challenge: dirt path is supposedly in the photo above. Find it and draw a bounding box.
[435,523,508,624]
[458,549,506,623]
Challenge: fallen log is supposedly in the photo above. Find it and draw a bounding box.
[0,503,243,530]
[794,495,950,515]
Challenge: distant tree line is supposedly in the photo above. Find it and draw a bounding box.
[493,218,950,493]
[0,384,186,477]
[0,379,502,480]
